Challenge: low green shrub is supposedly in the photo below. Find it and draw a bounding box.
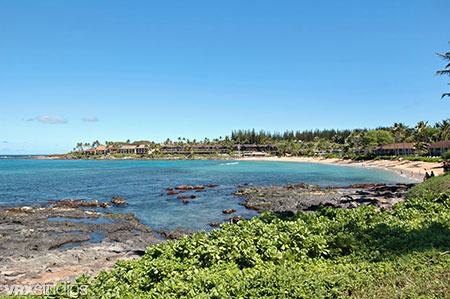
[405,172,450,200]
[442,150,450,161]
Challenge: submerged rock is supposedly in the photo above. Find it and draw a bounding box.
[177,195,196,199]
[111,196,128,205]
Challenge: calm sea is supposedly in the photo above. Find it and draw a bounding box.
[0,160,415,231]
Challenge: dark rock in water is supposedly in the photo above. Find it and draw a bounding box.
[209,222,220,227]
[46,199,110,209]
[207,184,218,188]
[234,182,415,214]
[165,187,173,191]
[167,192,179,195]
[175,185,194,190]
[158,228,196,241]
[181,200,190,204]
[222,209,236,214]
[177,195,196,199]
[111,196,128,205]
[175,185,205,190]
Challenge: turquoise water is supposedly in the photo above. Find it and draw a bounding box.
[0,160,414,231]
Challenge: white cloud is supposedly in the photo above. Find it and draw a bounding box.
[37,115,67,124]
[82,116,98,122]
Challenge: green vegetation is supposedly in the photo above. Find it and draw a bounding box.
[442,150,450,161]
[405,172,450,200]
[46,174,450,298]
[370,156,443,163]
[68,117,450,164]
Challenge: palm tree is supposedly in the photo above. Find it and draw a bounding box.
[436,119,450,140]
[413,121,432,155]
[436,42,450,99]
[92,140,100,149]
[76,142,84,152]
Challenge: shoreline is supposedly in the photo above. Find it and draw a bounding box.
[4,155,444,182]
[237,156,444,182]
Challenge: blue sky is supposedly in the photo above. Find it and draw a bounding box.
[1,0,449,154]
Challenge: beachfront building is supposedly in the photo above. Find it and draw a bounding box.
[81,149,96,155]
[375,143,415,156]
[233,144,277,154]
[136,144,149,154]
[107,145,118,153]
[161,144,228,155]
[118,145,137,154]
[428,140,450,156]
[95,145,108,155]
[80,145,110,155]
[160,144,277,155]
[243,152,268,157]
[161,144,187,154]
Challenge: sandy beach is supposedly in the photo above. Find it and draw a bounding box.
[238,156,444,182]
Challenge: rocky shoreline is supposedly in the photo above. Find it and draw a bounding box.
[0,198,195,292]
[0,182,416,293]
[234,182,415,215]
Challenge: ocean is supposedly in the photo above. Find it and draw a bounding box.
[0,159,415,231]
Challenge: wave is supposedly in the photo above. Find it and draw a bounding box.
[219,162,239,166]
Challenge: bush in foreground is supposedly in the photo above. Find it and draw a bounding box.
[42,175,450,298]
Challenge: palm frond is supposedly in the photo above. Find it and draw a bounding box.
[437,69,450,76]
[436,52,450,60]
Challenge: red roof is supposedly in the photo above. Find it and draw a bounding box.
[377,143,415,150]
[428,140,450,149]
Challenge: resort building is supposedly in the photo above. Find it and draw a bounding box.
[95,145,108,155]
[160,144,277,155]
[428,140,450,156]
[136,144,149,154]
[243,152,268,157]
[81,149,96,155]
[375,143,415,156]
[117,145,138,154]
[161,144,229,155]
[80,145,110,155]
[233,144,277,153]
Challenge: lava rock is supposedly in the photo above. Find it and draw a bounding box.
[111,196,128,205]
